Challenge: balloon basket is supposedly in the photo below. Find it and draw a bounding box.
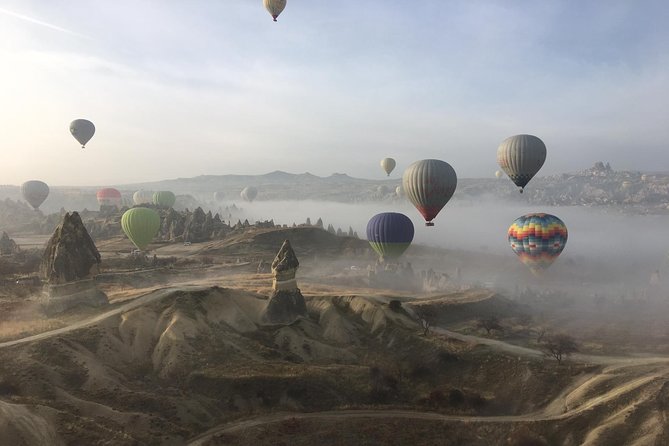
[425,222,434,227]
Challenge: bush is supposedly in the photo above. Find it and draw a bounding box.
[427,389,447,407]
[388,300,402,312]
[448,388,465,406]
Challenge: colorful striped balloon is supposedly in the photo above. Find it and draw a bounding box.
[508,213,567,275]
[366,212,414,261]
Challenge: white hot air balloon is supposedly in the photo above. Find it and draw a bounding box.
[241,186,258,202]
[380,158,396,176]
[496,134,546,193]
[69,119,95,148]
[402,159,457,227]
[263,0,286,21]
[133,190,154,205]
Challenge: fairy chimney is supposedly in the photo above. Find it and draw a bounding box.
[261,240,306,325]
[40,212,107,314]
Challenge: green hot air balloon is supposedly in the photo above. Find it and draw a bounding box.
[153,191,176,208]
[121,208,161,251]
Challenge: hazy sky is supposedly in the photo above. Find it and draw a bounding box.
[1,1,667,186]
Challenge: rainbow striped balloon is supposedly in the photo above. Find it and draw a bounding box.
[508,213,567,275]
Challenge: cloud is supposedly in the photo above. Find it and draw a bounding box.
[0,7,88,39]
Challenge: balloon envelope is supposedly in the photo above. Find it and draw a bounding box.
[496,134,546,192]
[133,190,154,205]
[263,0,286,21]
[366,212,414,261]
[153,191,176,208]
[402,159,457,226]
[69,119,95,148]
[97,188,122,208]
[241,186,258,202]
[508,213,567,275]
[121,208,161,251]
[21,180,49,210]
[380,158,396,176]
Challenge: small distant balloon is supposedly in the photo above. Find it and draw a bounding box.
[153,191,176,208]
[495,170,503,179]
[133,190,154,205]
[263,0,286,21]
[380,158,396,176]
[497,134,546,193]
[69,119,95,148]
[21,180,49,210]
[97,188,122,208]
[241,186,258,202]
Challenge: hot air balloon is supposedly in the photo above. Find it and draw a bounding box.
[380,158,396,176]
[495,170,503,179]
[395,185,402,197]
[153,191,176,208]
[263,0,286,21]
[366,212,414,261]
[133,190,154,205]
[69,119,95,148]
[97,188,122,208]
[508,213,567,275]
[241,186,258,202]
[496,134,546,193]
[402,159,457,226]
[121,208,161,251]
[214,191,225,202]
[21,180,49,210]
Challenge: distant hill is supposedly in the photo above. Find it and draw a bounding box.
[3,163,669,213]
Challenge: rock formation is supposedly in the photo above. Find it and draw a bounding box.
[261,239,307,325]
[182,207,229,242]
[0,232,19,255]
[40,212,108,314]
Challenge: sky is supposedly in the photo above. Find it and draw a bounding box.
[0,0,668,186]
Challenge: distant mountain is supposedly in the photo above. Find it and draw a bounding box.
[3,164,669,214]
[116,170,400,203]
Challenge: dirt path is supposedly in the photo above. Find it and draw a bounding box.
[188,327,669,445]
[188,363,668,445]
[0,285,207,349]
